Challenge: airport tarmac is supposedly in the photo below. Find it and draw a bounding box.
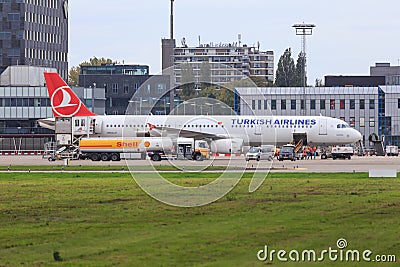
[0,155,399,173]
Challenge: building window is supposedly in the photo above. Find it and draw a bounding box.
[310,100,316,110]
[7,13,20,21]
[257,100,261,110]
[123,84,129,94]
[369,117,375,127]
[360,99,365,109]
[330,99,335,110]
[340,99,345,109]
[264,100,268,110]
[301,99,305,110]
[369,99,375,109]
[398,99,400,109]
[84,99,92,108]
[252,100,255,110]
[8,48,20,57]
[0,31,11,40]
[112,83,118,94]
[291,100,296,110]
[320,99,325,110]
[360,117,365,127]
[271,100,276,110]
[281,100,286,110]
[157,83,166,93]
[350,117,355,127]
[350,99,355,109]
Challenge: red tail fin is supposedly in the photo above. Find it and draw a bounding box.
[44,72,97,117]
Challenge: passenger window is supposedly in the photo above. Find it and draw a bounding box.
[75,120,80,127]
[81,119,85,127]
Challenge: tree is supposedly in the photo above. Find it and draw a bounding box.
[199,59,211,89]
[68,57,117,86]
[295,51,306,87]
[275,48,296,87]
[215,87,235,108]
[68,66,80,86]
[315,78,324,87]
[179,63,196,100]
[199,86,217,100]
[249,76,273,87]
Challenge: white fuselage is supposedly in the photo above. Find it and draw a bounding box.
[84,115,362,147]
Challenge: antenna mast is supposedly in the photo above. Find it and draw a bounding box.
[170,0,174,39]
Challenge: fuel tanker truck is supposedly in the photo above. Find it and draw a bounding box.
[76,137,210,162]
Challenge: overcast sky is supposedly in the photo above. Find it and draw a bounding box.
[69,0,400,84]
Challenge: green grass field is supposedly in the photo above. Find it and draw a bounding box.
[0,172,399,266]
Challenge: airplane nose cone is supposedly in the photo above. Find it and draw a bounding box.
[353,130,362,142]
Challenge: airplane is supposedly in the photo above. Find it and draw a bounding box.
[38,72,362,154]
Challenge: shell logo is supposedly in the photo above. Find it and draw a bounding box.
[144,141,151,147]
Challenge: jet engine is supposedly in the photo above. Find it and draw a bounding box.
[211,138,243,154]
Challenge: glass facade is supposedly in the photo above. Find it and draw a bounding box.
[0,0,68,80]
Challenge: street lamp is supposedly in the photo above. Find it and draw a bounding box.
[92,83,96,113]
[128,97,147,115]
[205,102,213,115]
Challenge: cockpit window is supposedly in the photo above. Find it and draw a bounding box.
[337,124,350,128]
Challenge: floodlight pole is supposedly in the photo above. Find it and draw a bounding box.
[292,23,316,116]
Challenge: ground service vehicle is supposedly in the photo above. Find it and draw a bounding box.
[385,146,399,156]
[149,138,210,161]
[245,146,274,161]
[321,146,353,159]
[245,147,262,161]
[278,144,296,161]
[260,145,275,161]
[331,146,353,159]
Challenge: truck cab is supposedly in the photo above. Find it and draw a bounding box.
[176,138,210,161]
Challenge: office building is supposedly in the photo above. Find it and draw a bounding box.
[325,76,385,87]
[235,86,400,149]
[165,41,274,88]
[0,0,68,80]
[79,64,171,115]
[370,63,400,85]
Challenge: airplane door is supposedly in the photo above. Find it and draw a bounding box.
[319,119,327,135]
[255,125,262,135]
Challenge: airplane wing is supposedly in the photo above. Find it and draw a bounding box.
[147,123,228,140]
[37,118,55,130]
